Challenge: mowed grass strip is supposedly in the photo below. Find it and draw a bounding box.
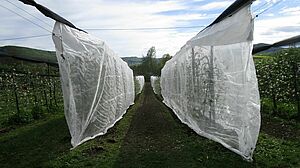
[114,83,252,168]
[0,83,299,168]
[0,91,144,168]
[114,83,300,168]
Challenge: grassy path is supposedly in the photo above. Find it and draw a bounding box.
[0,114,71,168]
[115,83,189,167]
[114,83,252,167]
[0,83,299,167]
[0,90,144,168]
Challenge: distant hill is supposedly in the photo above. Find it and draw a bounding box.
[1,44,296,66]
[253,43,284,55]
[121,57,143,66]
[0,45,146,66]
[0,46,57,65]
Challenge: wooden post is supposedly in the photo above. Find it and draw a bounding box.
[53,80,57,106]
[13,74,20,117]
[44,89,49,113]
[47,64,53,107]
[272,90,277,115]
[208,46,215,122]
[293,62,300,120]
[30,75,38,104]
[42,78,50,113]
[269,67,277,115]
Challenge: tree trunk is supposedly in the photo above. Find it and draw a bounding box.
[13,75,20,117]
[292,63,300,120]
[272,90,277,115]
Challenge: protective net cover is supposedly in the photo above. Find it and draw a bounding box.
[150,76,161,95]
[52,22,135,148]
[135,76,145,95]
[160,5,260,161]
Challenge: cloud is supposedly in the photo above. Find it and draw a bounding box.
[1,0,196,56]
[252,0,263,7]
[1,0,299,57]
[274,26,300,33]
[266,0,282,3]
[265,13,275,17]
[280,7,300,15]
[254,15,300,44]
[196,1,233,11]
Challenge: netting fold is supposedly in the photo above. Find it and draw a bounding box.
[52,22,135,148]
[134,76,145,95]
[150,76,161,95]
[160,5,260,161]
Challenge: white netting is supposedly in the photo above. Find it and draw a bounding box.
[52,22,135,148]
[160,5,260,161]
[134,76,145,95]
[150,76,161,95]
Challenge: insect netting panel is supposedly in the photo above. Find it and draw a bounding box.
[52,22,135,148]
[135,76,145,95]
[150,76,161,95]
[160,5,260,161]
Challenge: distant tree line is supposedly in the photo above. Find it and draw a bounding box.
[0,62,63,126]
[255,48,300,120]
[131,46,172,81]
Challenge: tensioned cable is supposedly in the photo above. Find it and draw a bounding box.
[2,0,283,33]
[0,25,205,41]
[0,34,51,41]
[255,0,285,17]
[4,0,53,28]
[0,3,53,33]
[1,0,287,41]
[0,26,205,42]
[1,2,204,39]
[85,26,206,31]
[253,1,268,12]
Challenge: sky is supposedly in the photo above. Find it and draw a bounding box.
[0,0,299,57]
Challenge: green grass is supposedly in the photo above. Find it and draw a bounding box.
[254,133,300,167]
[0,113,68,168]
[0,93,64,127]
[0,86,299,167]
[253,55,273,60]
[0,60,62,126]
[114,84,253,168]
[115,84,300,168]
[49,93,144,168]
[0,92,144,168]
[261,98,299,119]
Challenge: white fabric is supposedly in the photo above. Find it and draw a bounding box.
[160,5,260,161]
[150,76,160,95]
[52,22,135,148]
[135,76,145,95]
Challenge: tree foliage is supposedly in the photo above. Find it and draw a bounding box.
[0,62,63,125]
[255,48,300,119]
[131,46,172,81]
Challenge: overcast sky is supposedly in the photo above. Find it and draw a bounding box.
[0,0,299,57]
